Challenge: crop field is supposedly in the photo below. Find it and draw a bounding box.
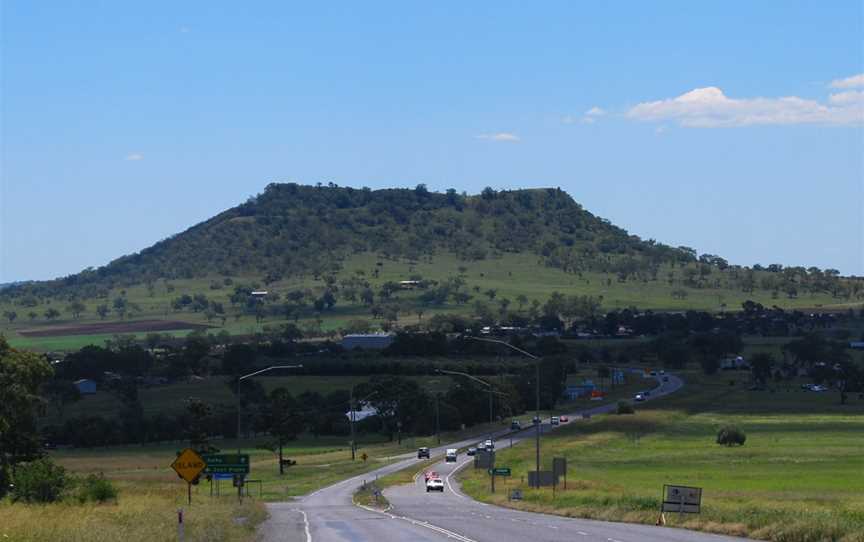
[459,371,864,542]
[2,251,858,351]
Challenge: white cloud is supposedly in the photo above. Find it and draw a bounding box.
[475,132,520,142]
[180,26,191,33]
[830,73,864,89]
[626,85,863,127]
[562,107,607,125]
[125,153,144,161]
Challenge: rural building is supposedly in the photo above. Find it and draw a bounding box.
[341,333,395,350]
[720,356,749,370]
[344,405,379,421]
[398,280,421,289]
[563,383,595,400]
[74,379,97,395]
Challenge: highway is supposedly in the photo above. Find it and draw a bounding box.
[259,373,755,542]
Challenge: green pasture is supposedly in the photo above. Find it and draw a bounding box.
[2,251,859,351]
[459,371,864,542]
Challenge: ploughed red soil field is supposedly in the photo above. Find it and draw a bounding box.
[18,319,212,337]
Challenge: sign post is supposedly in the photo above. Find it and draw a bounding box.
[659,484,702,524]
[202,453,250,502]
[171,449,207,506]
[487,467,511,494]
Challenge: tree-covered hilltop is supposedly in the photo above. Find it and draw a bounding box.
[2,183,860,309]
[2,184,691,298]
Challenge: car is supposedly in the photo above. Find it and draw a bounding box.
[559,415,569,423]
[532,416,541,424]
[510,420,522,430]
[445,448,458,462]
[811,384,828,392]
[550,416,560,426]
[423,471,439,482]
[483,439,494,451]
[417,447,430,459]
[426,478,445,492]
[634,393,646,402]
[659,370,665,375]
[650,371,657,377]
[466,447,477,456]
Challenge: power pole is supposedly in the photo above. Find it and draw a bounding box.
[535,359,540,488]
[435,393,441,445]
[350,387,356,461]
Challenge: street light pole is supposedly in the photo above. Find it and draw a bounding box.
[237,365,303,456]
[466,336,542,488]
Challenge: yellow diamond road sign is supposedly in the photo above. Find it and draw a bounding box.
[172,448,207,484]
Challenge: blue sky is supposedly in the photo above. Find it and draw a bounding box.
[2,1,862,282]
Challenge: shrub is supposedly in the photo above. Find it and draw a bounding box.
[11,458,68,503]
[617,401,635,415]
[75,473,118,503]
[716,425,747,446]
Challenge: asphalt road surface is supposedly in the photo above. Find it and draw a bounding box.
[259,373,755,542]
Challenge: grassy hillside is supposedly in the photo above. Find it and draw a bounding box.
[2,184,862,351]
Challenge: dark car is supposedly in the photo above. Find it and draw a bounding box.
[510,420,521,430]
[417,447,430,459]
[466,447,477,456]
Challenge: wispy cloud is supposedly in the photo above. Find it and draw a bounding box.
[180,26,191,33]
[563,106,607,125]
[475,132,520,142]
[125,153,144,161]
[830,73,864,89]
[625,81,863,127]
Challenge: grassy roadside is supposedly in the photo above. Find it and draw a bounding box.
[0,482,266,542]
[457,372,864,542]
[0,437,406,542]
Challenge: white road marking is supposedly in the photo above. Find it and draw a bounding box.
[355,502,477,542]
[577,531,589,536]
[292,509,312,542]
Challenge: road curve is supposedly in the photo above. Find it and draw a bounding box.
[259,373,754,542]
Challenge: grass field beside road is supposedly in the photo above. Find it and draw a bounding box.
[458,372,864,542]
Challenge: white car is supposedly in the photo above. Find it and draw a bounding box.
[634,393,646,402]
[426,478,445,492]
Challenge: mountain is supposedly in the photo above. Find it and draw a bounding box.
[2,184,691,298]
[1,183,859,308]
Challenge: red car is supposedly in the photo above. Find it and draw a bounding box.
[559,416,569,423]
[424,471,439,482]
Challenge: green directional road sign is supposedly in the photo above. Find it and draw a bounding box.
[202,454,250,475]
[489,467,511,476]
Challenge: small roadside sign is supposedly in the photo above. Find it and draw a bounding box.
[203,454,250,475]
[661,484,702,514]
[172,448,207,484]
[489,467,511,476]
